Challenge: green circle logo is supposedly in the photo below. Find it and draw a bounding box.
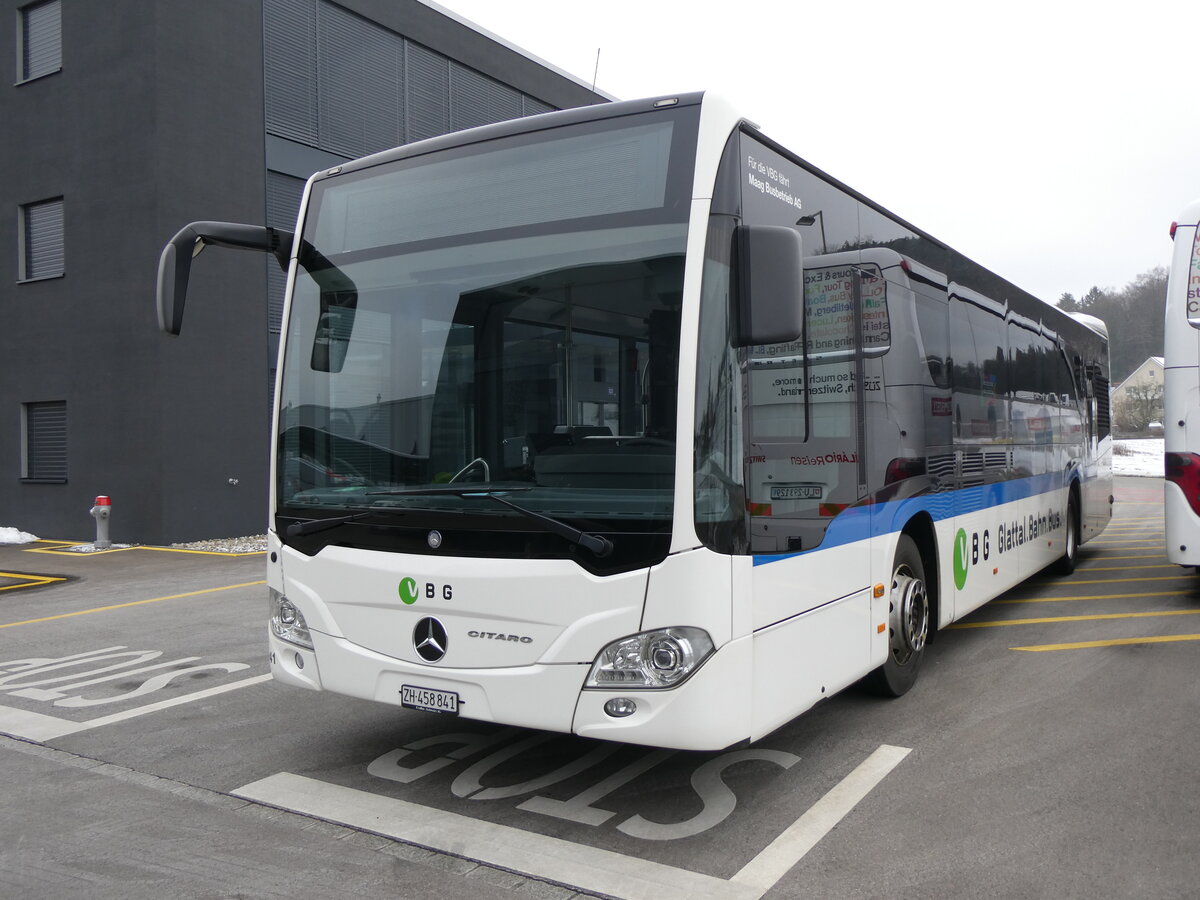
[399,577,419,605]
[953,528,969,591]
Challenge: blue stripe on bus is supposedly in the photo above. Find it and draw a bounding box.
[752,471,1072,566]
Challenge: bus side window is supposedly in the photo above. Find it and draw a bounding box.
[913,289,949,388]
[949,299,978,396]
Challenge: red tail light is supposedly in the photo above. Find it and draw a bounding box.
[1170,221,1178,240]
[885,457,926,485]
[1165,452,1200,515]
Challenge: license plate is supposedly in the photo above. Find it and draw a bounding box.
[401,684,459,715]
[770,484,823,500]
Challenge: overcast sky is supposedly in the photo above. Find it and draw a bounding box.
[434,0,1199,305]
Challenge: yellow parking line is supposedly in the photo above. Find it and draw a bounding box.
[138,546,266,557]
[0,572,67,593]
[1088,554,1168,561]
[25,545,264,558]
[951,609,1200,629]
[1083,546,1165,552]
[1077,564,1178,571]
[1013,634,1200,652]
[995,590,1183,605]
[1031,575,1184,587]
[0,580,266,629]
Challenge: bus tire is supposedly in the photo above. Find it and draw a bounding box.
[1050,493,1079,576]
[865,534,929,698]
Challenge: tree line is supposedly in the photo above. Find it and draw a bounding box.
[1057,267,1167,383]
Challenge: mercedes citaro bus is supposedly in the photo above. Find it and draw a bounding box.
[158,93,1111,750]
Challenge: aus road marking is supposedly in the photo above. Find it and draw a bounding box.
[0,645,269,741]
[236,744,911,900]
[368,728,800,840]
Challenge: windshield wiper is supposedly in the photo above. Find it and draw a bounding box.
[368,487,613,558]
[284,511,401,537]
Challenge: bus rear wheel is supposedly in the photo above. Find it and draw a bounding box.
[1050,494,1079,576]
[865,534,928,698]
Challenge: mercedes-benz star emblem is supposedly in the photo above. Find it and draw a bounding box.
[414,616,448,663]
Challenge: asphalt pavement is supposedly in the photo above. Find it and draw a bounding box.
[0,540,584,900]
[2,476,1197,899]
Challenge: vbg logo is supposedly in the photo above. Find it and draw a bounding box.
[952,527,990,590]
[953,529,970,590]
[399,577,453,604]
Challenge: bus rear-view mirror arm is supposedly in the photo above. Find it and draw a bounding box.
[734,224,804,347]
[156,221,294,335]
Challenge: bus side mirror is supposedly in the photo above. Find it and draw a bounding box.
[156,222,293,335]
[156,225,203,335]
[734,224,804,347]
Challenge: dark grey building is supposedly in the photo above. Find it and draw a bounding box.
[2,0,605,544]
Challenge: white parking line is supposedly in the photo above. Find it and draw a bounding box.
[731,744,912,891]
[234,742,911,899]
[0,674,272,741]
[0,704,81,741]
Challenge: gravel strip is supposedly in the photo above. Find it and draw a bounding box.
[170,534,268,553]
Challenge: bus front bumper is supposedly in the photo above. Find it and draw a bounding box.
[269,629,754,751]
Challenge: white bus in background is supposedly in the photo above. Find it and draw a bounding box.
[1164,198,1200,565]
[157,93,1111,751]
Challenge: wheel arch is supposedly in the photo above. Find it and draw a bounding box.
[1049,475,1084,576]
[899,512,941,639]
[1068,475,1082,517]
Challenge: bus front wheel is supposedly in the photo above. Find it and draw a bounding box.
[865,534,928,698]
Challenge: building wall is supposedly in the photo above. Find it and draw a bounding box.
[1113,357,1165,398]
[1,1,268,543]
[0,0,606,544]
[1112,356,1165,431]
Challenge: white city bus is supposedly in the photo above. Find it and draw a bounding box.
[1164,198,1200,565]
[157,93,1111,751]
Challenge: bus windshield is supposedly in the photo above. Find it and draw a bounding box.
[276,110,697,548]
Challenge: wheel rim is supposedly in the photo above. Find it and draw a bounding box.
[889,564,928,666]
[1065,512,1077,562]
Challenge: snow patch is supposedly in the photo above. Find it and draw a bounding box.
[0,527,39,545]
[1112,439,1163,477]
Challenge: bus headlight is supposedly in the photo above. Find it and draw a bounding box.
[585,627,714,689]
[270,588,313,649]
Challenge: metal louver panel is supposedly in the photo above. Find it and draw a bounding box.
[523,96,554,118]
[405,41,449,143]
[317,2,402,158]
[23,198,64,280]
[25,401,67,480]
[264,0,318,144]
[266,172,306,334]
[450,63,522,133]
[1095,375,1111,436]
[21,0,61,81]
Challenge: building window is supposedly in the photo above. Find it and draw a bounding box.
[19,197,64,281]
[17,0,62,83]
[21,401,67,482]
